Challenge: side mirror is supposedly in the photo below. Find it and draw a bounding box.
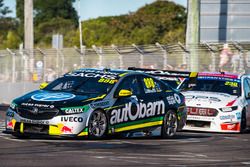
[247,92,250,99]
[39,82,49,89]
[117,89,132,98]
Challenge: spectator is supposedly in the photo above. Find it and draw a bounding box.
[46,68,56,82]
[231,53,240,73]
[245,52,250,74]
[219,44,233,72]
[32,71,38,82]
[178,64,187,71]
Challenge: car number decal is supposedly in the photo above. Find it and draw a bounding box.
[225,81,238,87]
[143,78,155,89]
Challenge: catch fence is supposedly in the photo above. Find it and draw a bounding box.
[1,42,250,83]
[0,42,250,103]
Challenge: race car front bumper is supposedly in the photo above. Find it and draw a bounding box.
[183,110,242,133]
[5,108,90,137]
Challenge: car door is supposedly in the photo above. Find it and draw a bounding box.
[108,75,144,132]
[139,75,182,118]
[243,78,250,126]
[138,75,168,118]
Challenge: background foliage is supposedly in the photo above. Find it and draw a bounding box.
[0,0,186,49]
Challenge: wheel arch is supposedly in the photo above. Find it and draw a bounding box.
[240,107,247,133]
[85,108,108,127]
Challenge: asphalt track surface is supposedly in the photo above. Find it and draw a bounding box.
[0,108,250,167]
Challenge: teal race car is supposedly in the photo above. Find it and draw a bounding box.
[6,68,187,139]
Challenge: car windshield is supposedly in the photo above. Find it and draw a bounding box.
[43,76,117,94]
[179,78,241,96]
[162,80,180,89]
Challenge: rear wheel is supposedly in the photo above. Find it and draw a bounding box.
[88,110,108,139]
[161,110,178,138]
[240,110,247,133]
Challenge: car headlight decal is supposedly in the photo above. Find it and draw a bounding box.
[226,100,236,107]
[220,106,238,112]
[10,102,17,110]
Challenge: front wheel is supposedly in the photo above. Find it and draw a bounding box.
[88,110,108,139]
[161,110,178,138]
[240,110,247,133]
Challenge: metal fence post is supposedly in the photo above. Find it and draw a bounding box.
[7,48,16,83]
[204,42,217,71]
[59,49,65,74]
[178,42,190,70]
[233,42,245,73]
[111,44,123,69]
[74,45,85,68]
[156,42,168,69]
[92,45,103,68]
[56,48,59,77]
[37,48,46,82]
[81,45,86,67]
[132,44,144,68]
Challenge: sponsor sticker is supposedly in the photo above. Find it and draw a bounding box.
[6,111,14,117]
[61,126,73,133]
[221,123,240,131]
[220,115,236,120]
[7,119,16,128]
[65,72,117,79]
[31,92,75,101]
[187,115,214,121]
[98,78,118,84]
[20,119,49,125]
[21,103,55,108]
[236,112,241,120]
[90,101,110,108]
[61,116,84,122]
[61,106,89,114]
[167,96,176,105]
[110,100,165,125]
[174,94,181,104]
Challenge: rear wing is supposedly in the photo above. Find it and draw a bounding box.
[128,67,198,88]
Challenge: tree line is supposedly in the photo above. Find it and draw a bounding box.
[0,0,186,49]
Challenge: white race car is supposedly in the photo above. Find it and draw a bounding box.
[179,72,250,133]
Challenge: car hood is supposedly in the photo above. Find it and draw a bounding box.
[182,91,238,108]
[13,90,104,107]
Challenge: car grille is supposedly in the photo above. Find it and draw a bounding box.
[16,107,59,120]
[186,120,211,128]
[14,122,49,134]
[187,107,218,117]
[24,123,49,134]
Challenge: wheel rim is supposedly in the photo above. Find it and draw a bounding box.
[165,112,177,137]
[89,111,107,137]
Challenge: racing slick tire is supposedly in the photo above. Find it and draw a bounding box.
[161,110,178,138]
[12,133,30,139]
[88,110,108,139]
[240,110,247,133]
